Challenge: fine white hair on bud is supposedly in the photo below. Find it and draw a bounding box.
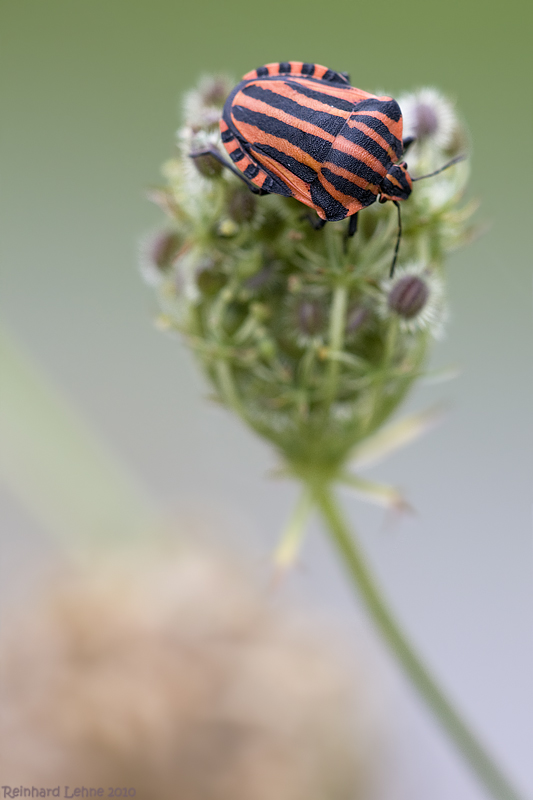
[180,75,233,163]
[379,263,447,338]
[182,75,233,129]
[398,88,459,152]
[138,229,183,286]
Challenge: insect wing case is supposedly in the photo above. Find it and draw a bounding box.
[220,62,377,213]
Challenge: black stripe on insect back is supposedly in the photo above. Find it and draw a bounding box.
[241,84,347,137]
[252,142,317,183]
[320,167,377,206]
[231,106,333,162]
[229,148,245,163]
[244,163,260,179]
[339,124,392,169]
[278,62,291,73]
[221,129,234,143]
[283,80,355,113]
[309,178,348,221]
[322,68,349,84]
[354,97,402,122]
[301,63,315,76]
[350,114,402,154]
[327,147,384,187]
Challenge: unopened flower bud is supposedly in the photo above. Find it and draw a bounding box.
[345,306,369,335]
[139,229,182,285]
[196,258,227,295]
[198,75,231,107]
[250,302,270,321]
[388,275,429,318]
[380,264,446,337]
[228,187,257,223]
[218,218,239,237]
[399,88,458,150]
[297,300,325,336]
[258,337,276,360]
[245,261,280,294]
[413,103,439,139]
[236,248,262,279]
[191,151,223,178]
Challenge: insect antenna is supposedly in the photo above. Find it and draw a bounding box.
[412,154,466,182]
[390,201,402,277]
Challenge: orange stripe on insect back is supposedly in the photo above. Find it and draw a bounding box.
[241,63,280,80]
[222,142,254,175]
[240,123,322,172]
[224,141,243,158]
[353,108,403,141]
[312,64,327,79]
[333,137,388,177]
[238,154,253,171]
[236,92,338,144]
[317,174,362,214]
[345,118,398,161]
[385,173,403,190]
[293,78,374,105]
[249,169,267,189]
[221,140,233,159]
[288,61,304,74]
[251,149,314,206]
[322,161,379,195]
[251,79,351,119]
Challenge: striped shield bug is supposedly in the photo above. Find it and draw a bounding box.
[190,62,464,274]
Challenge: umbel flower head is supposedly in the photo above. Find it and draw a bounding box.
[144,74,475,483]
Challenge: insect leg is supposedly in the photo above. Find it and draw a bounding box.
[402,136,416,153]
[342,212,359,253]
[301,212,327,231]
[390,201,402,277]
[347,212,359,237]
[189,146,268,195]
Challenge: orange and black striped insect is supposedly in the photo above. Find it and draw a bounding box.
[191,62,463,274]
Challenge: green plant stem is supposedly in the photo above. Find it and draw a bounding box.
[215,359,245,416]
[273,486,313,569]
[310,481,525,800]
[324,283,348,407]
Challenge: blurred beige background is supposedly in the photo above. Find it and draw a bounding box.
[1,1,531,798]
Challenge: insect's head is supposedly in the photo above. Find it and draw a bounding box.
[380,162,413,203]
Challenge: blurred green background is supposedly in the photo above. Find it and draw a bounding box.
[0,1,531,798]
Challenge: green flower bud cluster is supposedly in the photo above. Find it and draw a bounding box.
[144,77,476,483]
